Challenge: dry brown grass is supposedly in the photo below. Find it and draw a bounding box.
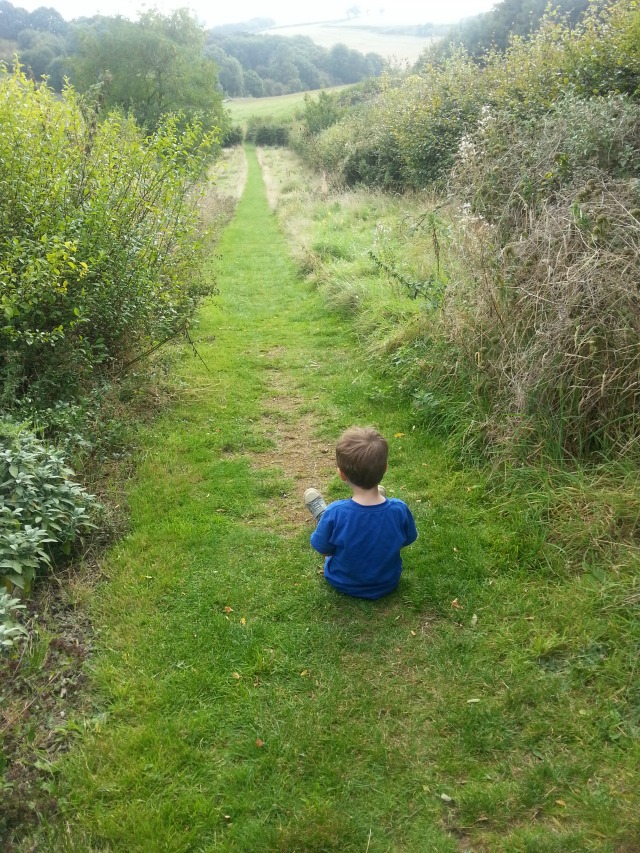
[446,95,640,457]
[255,146,322,210]
[445,179,640,456]
[210,146,248,201]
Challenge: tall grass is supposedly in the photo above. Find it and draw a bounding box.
[264,144,640,572]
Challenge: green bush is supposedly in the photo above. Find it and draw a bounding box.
[0,66,217,416]
[245,116,290,146]
[0,419,97,591]
[312,107,405,190]
[222,123,244,147]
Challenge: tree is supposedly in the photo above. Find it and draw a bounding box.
[205,30,384,97]
[0,0,28,39]
[327,43,365,84]
[441,0,591,58]
[26,6,68,35]
[243,68,264,97]
[17,28,67,81]
[70,10,225,134]
[205,43,244,96]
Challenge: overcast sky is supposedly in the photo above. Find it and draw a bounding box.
[15,0,498,28]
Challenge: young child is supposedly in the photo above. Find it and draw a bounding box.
[304,426,417,600]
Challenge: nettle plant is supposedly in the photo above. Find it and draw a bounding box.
[0,419,97,593]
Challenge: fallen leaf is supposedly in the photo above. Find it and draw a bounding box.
[470,614,478,628]
[555,799,566,807]
[232,672,241,680]
[300,669,309,677]
[394,432,405,438]
[224,606,234,613]
[451,598,463,609]
[467,698,481,704]
[410,630,417,636]
[239,617,246,625]
[255,738,264,748]
[439,793,455,804]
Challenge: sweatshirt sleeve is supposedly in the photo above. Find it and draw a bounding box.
[310,510,336,555]
[403,505,418,546]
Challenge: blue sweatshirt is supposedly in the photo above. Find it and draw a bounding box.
[310,497,418,599]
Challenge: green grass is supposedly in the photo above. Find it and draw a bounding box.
[226,87,346,128]
[28,146,640,851]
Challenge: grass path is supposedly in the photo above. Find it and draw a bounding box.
[44,148,637,852]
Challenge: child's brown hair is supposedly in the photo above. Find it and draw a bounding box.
[336,426,388,489]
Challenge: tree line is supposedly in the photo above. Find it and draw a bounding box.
[0,1,384,112]
[206,31,384,97]
[435,0,591,58]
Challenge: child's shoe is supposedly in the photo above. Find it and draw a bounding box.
[304,488,327,521]
[378,485,387,497]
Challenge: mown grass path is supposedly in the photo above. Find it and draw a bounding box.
[47,148,636,852]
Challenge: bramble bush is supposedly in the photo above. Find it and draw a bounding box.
[0,65,218,420]
[444,93,640,457]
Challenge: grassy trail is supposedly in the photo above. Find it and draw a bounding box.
[45,148,636,852]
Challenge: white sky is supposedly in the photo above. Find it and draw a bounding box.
[15,1,498,28]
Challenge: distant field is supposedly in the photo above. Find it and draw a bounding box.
[226,86,346,127]
[265,22,434,65]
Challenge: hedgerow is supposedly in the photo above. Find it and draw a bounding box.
[0,65,217,423]
[303,0,639,191]
[291,0,640,460]
[245,116,290,146]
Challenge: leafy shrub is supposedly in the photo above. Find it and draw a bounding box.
[222,124,244,147]
[0,590,26,650]
[300,90,345,135]
[0,419,97,591]
[245,116,290,146]
[0,66,217,417]
[312,108,405,190]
